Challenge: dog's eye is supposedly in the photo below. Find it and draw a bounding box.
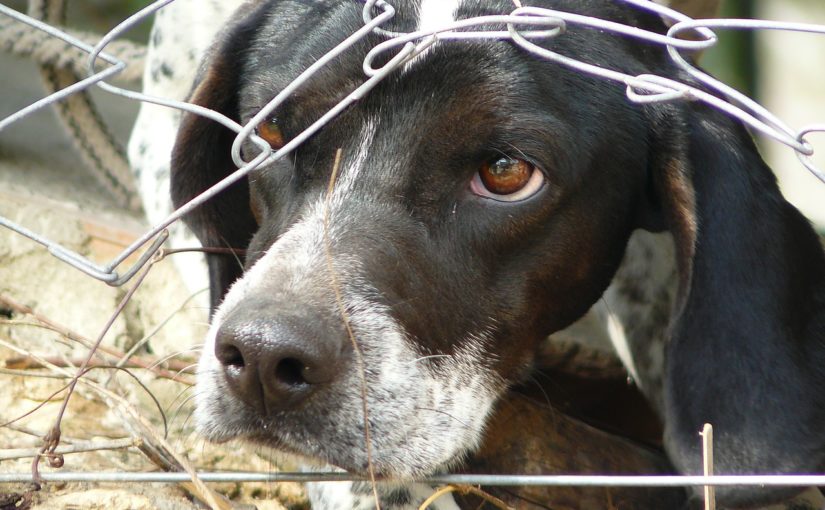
[471,157,544,201]
[256,118,285,150]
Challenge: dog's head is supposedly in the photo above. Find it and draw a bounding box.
[171,0,825,504]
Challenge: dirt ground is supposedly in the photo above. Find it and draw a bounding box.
[0,50,309,509]
[0,168,309,510]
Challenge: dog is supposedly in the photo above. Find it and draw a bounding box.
[130,0,825,508]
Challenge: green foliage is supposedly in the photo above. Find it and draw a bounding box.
[700,0,758,99]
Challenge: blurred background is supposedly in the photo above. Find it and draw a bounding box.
[702,0,825,227]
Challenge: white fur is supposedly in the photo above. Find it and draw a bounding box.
[604,309,640,383]
[307,480,461,510]
[417,0,461,33]
[338,118,378,194]
[403,0,462,71]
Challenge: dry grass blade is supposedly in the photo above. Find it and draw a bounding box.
[0,295,196,383]
[5,355,194,385]
[0,296,111,358]
[321,148,381,510]
[0,260,230,508]
[94,376,234,510]
[109,284,207,377]
[29,255,159,485]
[419,485,514,510]
[702,423,716,510]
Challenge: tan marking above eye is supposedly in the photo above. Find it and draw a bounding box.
[480,157,534,195]
[256,118,285,149]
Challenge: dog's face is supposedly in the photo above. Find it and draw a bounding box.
[172,0,825,505]
[177,0,665,477]
[175,2,664,476]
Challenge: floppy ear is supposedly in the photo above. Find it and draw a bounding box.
[650,103,825,506]
[171,6,266,311]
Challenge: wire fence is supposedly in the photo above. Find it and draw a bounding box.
[4,471,825,488]
[1,0,825,509]
[2,0,825,289]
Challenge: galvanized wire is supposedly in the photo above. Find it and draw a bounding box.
[1,0,825,496]
[2,471,825,488]
[1,0,824,287]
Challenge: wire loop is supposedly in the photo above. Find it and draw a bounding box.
[0,0,823,286]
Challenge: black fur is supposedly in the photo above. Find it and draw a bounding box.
[171,1,825,506]
[660,106,825,506]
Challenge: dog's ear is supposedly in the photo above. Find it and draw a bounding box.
[171,6,266,311]
[648,102,825,506]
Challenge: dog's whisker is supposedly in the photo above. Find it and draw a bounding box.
[169,392,201,428]
[166,383,197,416]
[406,354,453,365]
[178,405,199,436]
[523,374,555,411]
[169,363,199,380]
[413,407,473,430]
[214,233,246,272]
[148,348,200,370]
[501,140,530,162]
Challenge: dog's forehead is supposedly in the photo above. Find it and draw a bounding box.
[239,0,517,102]
[236,0,660,199]
[237,3,539,143]
[237,0,663,113]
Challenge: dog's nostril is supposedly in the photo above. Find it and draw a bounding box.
[214,313,344,412]
[274,357,308,386]
[216,343,245,369]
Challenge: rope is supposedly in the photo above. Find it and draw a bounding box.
[0,17,146,82]
[0,0,145,214]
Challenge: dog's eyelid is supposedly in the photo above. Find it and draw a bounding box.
[470,157,546,203]
[485,146,547,177]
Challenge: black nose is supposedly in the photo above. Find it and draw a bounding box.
[214,306,345,413]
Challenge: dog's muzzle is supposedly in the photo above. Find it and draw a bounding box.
[195,205,505,476]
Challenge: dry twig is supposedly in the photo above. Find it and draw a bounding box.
[0,437,139,461]
[419,485,514,510]
[322,148,381,509]
[5,355,194,385]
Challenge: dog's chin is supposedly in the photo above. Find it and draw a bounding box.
[195,411,472,479]
[252,432,469,479]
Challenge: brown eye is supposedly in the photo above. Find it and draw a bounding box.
[256,118,285,149]
[480,157,533,194]
[470,156,545,202]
